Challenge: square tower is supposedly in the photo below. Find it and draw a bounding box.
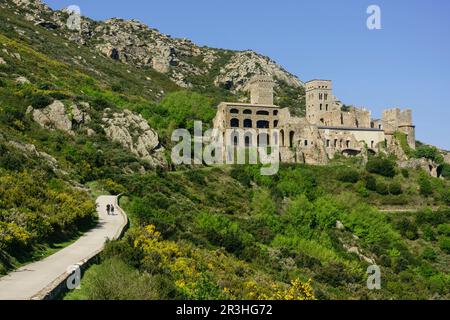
[305,80,333,124]
[248,75,275,105]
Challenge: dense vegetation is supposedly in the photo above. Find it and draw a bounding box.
[0,2,449,300]
[67,160,450,300]
[0,142,97,274]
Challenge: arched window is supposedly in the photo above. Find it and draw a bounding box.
[244,119,253,128]
[289,131,295,148]
[243,109,252,115]
[245,133,253,147]
[280,129,285,147]
[256,110,270,116]
[229,132,239,146]
[230,108,239,114]
[230,118,239,128]
[257,120,270,129]
[273,110,279,116]
[274,120,279,128]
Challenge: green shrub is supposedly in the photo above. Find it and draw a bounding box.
[64,258,173,300]
[415,145,444,164]
[438,237,450,254]
[401,168,409,178]
[364,174,377,191]
[366,157,396,177]
[389,182,403,195]
[437,224,450,236]
[376,182,389,195]
[421,247,437,261]
[422,225,436,241]
[29,93,54,109]
[196,212,253,255]
[336,167,360,183]
[396,218,419,240]
[419,176,433,197]
[440,164,450,179]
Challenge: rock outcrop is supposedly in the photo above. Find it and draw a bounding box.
[7,140,63,174]
[102,109,166,167]
[397,158,440,178]
[215,51,304,92]
[2,0,304,92]
[27,100,90,135]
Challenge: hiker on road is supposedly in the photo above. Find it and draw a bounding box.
[110,204,115,215]
[106,204,111,215]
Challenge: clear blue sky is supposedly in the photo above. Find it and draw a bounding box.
[43,0,450,150]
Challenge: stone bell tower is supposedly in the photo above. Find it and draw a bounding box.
[248,75,275,105]
[305,80,333,124]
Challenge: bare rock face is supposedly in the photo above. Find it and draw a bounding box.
[102,109,166,167]
[215,51,304,92]
[386,135,409,161]
[398,158,439,177]
[28,100,91,135]
[444,152,450,165]
[15,76,30,85]
[29,100,72,133]
[0,57,6,65]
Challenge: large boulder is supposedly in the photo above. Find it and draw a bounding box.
[28,100,90,134]
[102,109,166,167]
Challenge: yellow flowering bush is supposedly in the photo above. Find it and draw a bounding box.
[133,225,315,300]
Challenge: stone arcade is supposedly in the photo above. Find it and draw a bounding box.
[212,75,416,164]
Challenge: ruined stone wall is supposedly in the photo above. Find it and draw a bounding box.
[382,108,415,149]
[317,107,371,128]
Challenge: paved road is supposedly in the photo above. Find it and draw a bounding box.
[0,195,127,300]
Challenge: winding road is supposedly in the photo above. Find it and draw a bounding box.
[0,195,127,300]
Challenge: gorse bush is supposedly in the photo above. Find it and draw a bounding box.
[0,170,96,270]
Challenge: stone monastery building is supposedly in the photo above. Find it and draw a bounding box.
[212,75,415,164]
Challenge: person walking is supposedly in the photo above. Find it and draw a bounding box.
[110,204,115,215]
[106,204,111,215]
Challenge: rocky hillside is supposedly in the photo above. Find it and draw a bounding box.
[3,0,304,100]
